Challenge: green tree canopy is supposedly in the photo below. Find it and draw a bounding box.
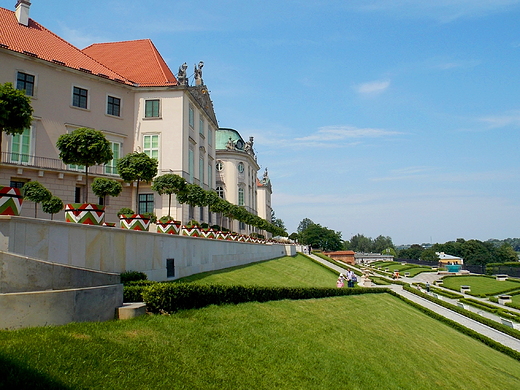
[116,152,158,210]
[42,196,64,220]
[297,218,314,233]
[91,177,122,208]
[22,181,52,218]
[56,128,113,203]
[0,82,33,155]
[299,223,342,251]
[151,174,186,217]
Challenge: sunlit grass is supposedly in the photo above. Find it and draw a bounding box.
[176,254,338,287]
[442,275,520,295]
[1,294,520,389]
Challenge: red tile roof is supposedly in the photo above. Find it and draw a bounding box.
[0,7,131,84]
[83,39,178,87]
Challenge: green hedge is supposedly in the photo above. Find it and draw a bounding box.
[141,283,388,313]
[120,271,148,284]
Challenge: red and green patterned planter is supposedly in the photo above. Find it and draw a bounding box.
[216,231,227,240]
[156,220,181,234]
[119,214,151,231]
[65,203,105,225]
[201,228,217,239]
[182,226,201,237]
[238,235,246,242]
[0,186,23,216]
[228,233,239,241]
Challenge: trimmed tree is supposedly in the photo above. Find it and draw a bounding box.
[0,82,33,160]
[91,177,123,212]
[22,181,52,218]
[116,152,158,213]
[42,196,64,220]
[151,174,186,218]
[56,128,113,203]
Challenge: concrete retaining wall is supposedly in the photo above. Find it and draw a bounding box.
[0,252,120,293]
[0,216,295,281]
[0,284,123,330]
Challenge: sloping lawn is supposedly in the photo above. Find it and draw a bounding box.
[1,294,520,389]
[442,275,520,296]
[176,254,338,287]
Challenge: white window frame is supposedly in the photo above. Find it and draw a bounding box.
[189,104,195,128]
[104,141,121,175]
[143,134,160,160]
[10,126,33,164]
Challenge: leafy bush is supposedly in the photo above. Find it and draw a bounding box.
[118,207,134,216]
[141,283,387,313]
[120,270,148,284]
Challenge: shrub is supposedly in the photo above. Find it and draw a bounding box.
[141,283,387,314]
[120,270,148,284]
[118,207,134,216]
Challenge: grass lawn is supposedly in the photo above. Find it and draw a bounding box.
[442,275,520,296]
[176,254,338,287]
[1,294,520,389]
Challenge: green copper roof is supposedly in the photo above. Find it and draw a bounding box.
[216,128,245,151]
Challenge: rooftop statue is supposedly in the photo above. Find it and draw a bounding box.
[226,137,235,150]
[244,136,254,155]
[194,61,204,85]
[177,62,188,85]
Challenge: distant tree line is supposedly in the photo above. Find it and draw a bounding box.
[398,238,519,265]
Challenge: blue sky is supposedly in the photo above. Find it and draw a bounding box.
[7,0,520,245]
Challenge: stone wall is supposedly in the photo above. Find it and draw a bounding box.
[0,216,295,281]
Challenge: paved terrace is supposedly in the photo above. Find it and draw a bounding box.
[308,253,520,353]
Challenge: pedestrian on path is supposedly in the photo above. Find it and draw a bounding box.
[426,281,430,292]
[336,273,345,288]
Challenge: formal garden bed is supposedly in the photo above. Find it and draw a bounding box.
[441,275,520,297]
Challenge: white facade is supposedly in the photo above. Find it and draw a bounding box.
[215,128,272,236]
[0,5,218,225]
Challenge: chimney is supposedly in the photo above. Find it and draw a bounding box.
[15,0,31,26]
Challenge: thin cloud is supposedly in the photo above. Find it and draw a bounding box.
[478,110,520,128]
[296,126,403,142]
[347,0,520,22]
[355,80,390,95]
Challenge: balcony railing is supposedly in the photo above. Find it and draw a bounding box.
[1,152,117,176]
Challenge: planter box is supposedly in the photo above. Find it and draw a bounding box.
[460,285,470,293]
[156,221,181,234]
[119,214,151,231]
[0,187,23,216]
[65,203,105,225]
[182,226,201,237]
[200,228,217,239]
[496,274,508,281]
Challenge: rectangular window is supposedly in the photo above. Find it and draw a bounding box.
[10,179,28,188]
[207,126,212,146]
[207,163,213,188]
[107,96,121,117]
[105,141,121,174]
[138,194,154,214]
[145,99,160,118]
[199,206,204,222]
[75,187,82,203]
[189,105,194,128]
[10,127,31,163]
[16,72,34,96]
[143,135,159,160]
[167,258,175,278]
[238,188,245,206]
[72,86,88,109]
[199,117,204,135]
[199,157,204,185]
[188,148,194,183]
